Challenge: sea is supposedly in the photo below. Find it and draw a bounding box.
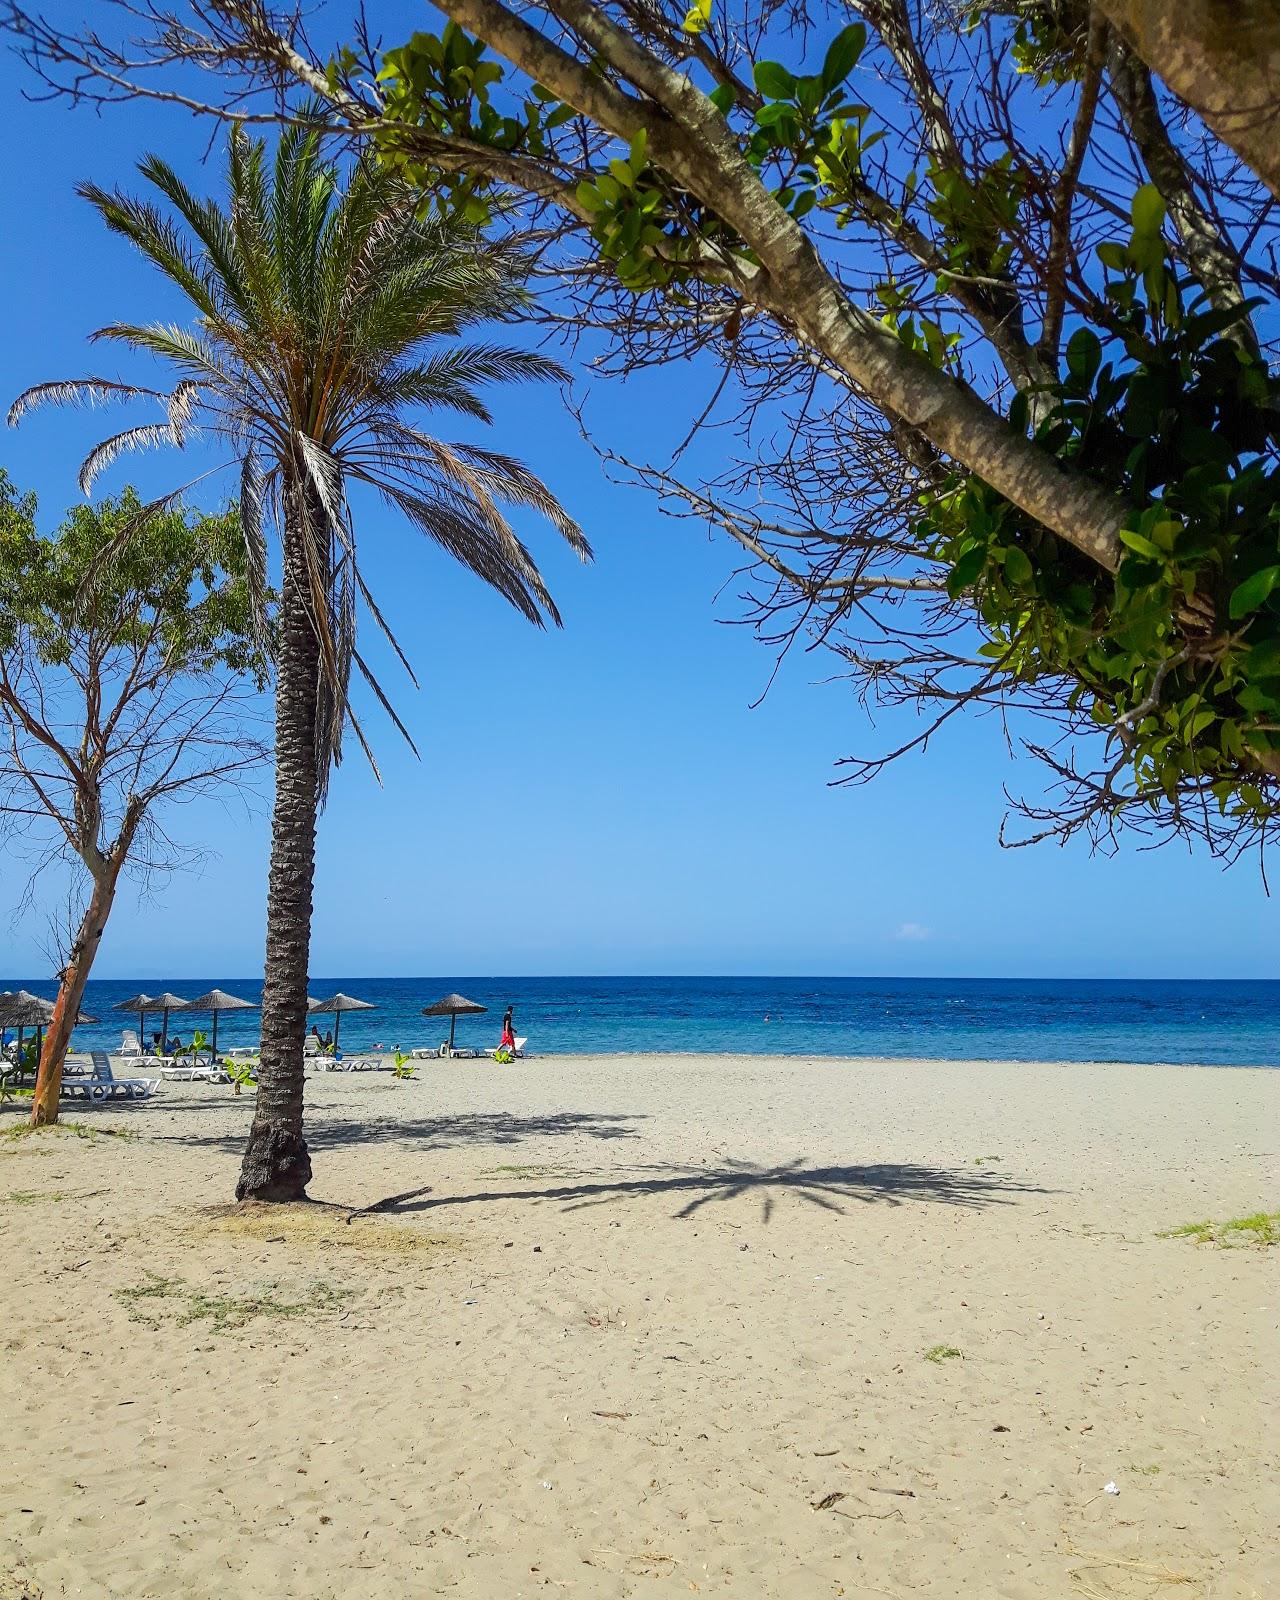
[2,975,1278,1066]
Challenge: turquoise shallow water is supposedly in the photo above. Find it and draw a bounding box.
[2,975,1277,1065]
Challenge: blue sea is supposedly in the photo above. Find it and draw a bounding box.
[1,976,1277,1066]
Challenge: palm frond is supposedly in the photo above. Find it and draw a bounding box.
[167,380,200,437]
[352,564,420,689]
[79,422,185,495]
[427,440,592,559]
[359,474,552,628]
[352,645,420,759]
[136,151,256,324]
[76,181,224,324]
[7,377,168,427]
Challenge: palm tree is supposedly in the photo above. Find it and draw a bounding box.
[9,129,590,1201]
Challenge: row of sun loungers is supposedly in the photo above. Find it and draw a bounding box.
[50,1034,532,1104]
[410,1037,528,1061]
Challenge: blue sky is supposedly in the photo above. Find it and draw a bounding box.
[0,16,1275,980]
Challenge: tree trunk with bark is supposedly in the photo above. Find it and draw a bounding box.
[1096,0,1280,200]
[29,860,123,1126]
[236,480,319,1202]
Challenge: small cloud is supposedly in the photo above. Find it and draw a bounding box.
[893,921,932,941]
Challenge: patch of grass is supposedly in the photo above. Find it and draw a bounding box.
[4,1190,66,1205]
[114,1270,351,1333]
[196,1201,457,1258]
[1129,1463,1161,1476]
[924,1344,963,1363]
[485,1163,590,1181]
[972,1155,1002,1166]
[3,1119,137,1144]
[1157,1210,1279,1248]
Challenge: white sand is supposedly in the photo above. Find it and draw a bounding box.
[0,1054,1275,1599]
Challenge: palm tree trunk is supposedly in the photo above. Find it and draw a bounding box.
[29,860,122,1127]
[237,481,319,1202]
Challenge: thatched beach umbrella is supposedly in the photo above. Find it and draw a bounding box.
[186,988,257,1059]
[421,992,487,1053]
[308,992,376,1052]
[0,990,98,1061]
[147,992,190,1050]
[0,990,34,1059]
[114,993,155,1048]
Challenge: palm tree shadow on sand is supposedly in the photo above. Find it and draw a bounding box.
[146,1108,647,1156]
[383,1156,1045,1222]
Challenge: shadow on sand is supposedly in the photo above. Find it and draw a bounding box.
[146,1107,647,1157]
[382,1155,1043,1221]
[29,1101,1046,1222]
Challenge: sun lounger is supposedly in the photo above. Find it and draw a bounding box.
[119,1029,144,1057]
[160,1056,230,1083]
[62,1050,159,1101]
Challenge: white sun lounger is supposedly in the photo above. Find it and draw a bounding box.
[485,1037,528,1059]
[63,1051,159,1101]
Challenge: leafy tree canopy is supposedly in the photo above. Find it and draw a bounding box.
[0,472,267,682]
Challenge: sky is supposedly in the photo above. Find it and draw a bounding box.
[0,13,1275,981]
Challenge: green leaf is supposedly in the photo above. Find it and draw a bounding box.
[1096,240,1127,272]
[821,23,866,90]
[947,544,988,597]
[753,60,797,99]
[576,180,605,213]
[1130,183,1165,236]
[1065,327,1102,384]
[1229,564,1280,619]
[708,82,734,115]
[1245,636,1280,680]
[796,75,822,114]
[1118,528,1163,560]
[1003,546,1033,585]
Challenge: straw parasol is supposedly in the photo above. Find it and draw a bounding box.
[0,990,99,1060]
[185,988,257,1059]
[147,992,190,1049]
[114,993,155,1047]
[307,992,376,1052]
[421,992,487,1053]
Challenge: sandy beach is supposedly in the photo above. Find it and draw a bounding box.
[0,1053,1274,1599]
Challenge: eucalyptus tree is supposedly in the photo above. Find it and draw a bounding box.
[10,130,589,1196]
[0,476,267,1124]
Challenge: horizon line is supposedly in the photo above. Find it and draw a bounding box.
[4,972,1277,985]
